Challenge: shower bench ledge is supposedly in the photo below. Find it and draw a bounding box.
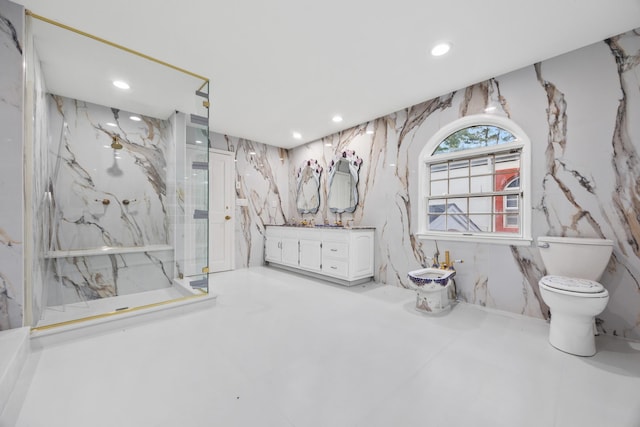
[45,244,173,258]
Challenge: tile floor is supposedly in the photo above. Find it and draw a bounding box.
[2,266,640,427]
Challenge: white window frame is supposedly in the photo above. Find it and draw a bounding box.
[417,114,532,246]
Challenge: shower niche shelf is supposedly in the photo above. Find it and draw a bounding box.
[45,244,173,259]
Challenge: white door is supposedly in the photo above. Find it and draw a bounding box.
[209,149,235,272]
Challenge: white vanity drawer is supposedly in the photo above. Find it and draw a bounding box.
[322,241,348,258]
[322,259,348,277]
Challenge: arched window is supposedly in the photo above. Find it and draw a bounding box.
[418,115,532,245]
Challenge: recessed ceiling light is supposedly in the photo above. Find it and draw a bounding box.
[113,80,130,90]
[106,122,117,127]
[195,140,203,144]
[249,151,256,155]
[292,132,302,140]
[325,143,333,147]
[332,115,343,123]
[430,42,451,57]
[366,129,374,135]
[129,115,141,121]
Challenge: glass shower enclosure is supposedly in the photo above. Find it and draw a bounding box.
[25,12,211,329]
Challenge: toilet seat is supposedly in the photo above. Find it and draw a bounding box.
[540,275,604,294]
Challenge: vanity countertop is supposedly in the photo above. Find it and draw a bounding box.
[266,224,375,230]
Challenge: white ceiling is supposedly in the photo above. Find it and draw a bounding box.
[13,0,640,149]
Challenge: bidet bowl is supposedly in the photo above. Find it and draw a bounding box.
[407,268,456,287]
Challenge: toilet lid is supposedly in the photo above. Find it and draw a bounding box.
[540,275,604,293]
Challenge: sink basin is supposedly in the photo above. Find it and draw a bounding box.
[407,267,456,287]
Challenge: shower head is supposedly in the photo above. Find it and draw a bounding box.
[111,135,123,150]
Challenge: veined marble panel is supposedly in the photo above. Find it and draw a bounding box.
[47,95,172,250]
[210,133,290,268]
[42,95,175,304]
[46,249,174,306]
[0,0,24,331]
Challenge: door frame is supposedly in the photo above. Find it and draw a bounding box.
[209,148,235,272]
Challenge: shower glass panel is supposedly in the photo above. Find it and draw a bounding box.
[26,12,210,328]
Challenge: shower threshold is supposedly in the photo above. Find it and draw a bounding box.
[33,285,214,333]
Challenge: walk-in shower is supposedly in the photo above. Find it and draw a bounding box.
[24,11,212,329]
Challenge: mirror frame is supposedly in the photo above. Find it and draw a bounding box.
[327,150,362,214]
[296,159,323,214]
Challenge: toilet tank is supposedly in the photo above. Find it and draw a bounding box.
[537,236,613,280]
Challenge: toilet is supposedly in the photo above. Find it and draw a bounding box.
[537,236,613,356]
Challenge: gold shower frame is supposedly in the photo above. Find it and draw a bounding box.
[26,10,211,333]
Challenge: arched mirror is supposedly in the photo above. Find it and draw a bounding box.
[296,159,322,214]
[328,150,362,213]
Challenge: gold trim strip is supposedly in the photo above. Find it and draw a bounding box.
[31,293,210,333]
[25,10,209,84]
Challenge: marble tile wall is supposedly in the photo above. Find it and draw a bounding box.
[210,133,290,268]
[0,0,24,331]
[223,28,640,341]
[42,95,175,306]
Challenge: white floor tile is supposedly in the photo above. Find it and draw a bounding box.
[3,266,640,427]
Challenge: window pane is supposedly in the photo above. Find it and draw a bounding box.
[433,125,517,155]
[449,160,469,178]
[506,177,520,189]
[428,214,446,231]
[428,200,445,214]
[447,215,470,232]
[496,172,519,193]
[506,214,519,226]
[506,194,519,209]
[495,214,520,233]
[447,198,467,214]
[449,178,468,194]
[469,196,492,214]
[495,152,520,168]
[430,180,448,196]
[469,214,491,232]
[470,156,492,176]
[430,163,448,180]
[496,214,520,233]
[470,175,493,193]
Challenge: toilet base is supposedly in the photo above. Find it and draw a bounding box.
[548,313,597,357]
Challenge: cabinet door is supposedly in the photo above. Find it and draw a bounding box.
[265,237,281,263]
[281,238,299,266]
[299,239,322,272]
[350,233,374,278]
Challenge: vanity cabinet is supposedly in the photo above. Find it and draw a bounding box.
[265,227,299,266]
[299,236,322,273]
[265,226,374,286]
